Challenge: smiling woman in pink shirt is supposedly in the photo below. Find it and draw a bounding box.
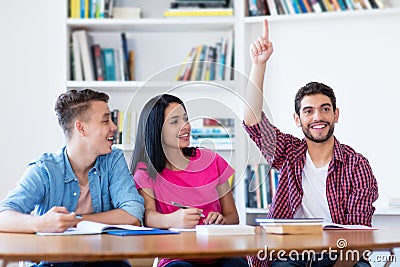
[130,94,248,267]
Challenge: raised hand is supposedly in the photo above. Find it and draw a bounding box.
[249,19,273,65]
[34,206,79,233]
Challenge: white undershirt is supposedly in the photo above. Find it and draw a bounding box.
[294,151,333,223]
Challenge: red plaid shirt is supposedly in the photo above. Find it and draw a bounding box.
[244,112,378,266]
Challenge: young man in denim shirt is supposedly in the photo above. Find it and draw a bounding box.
[0,89,144,267]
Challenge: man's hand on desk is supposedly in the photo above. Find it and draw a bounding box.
[34,206,79,233]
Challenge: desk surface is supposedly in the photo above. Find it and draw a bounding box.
[1,227,400,262]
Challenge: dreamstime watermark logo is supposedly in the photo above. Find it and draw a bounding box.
[256,238,396,264]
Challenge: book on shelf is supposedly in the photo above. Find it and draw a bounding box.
[104,0,114,18]
[275,0,287,14]
[71,31,83,81]
[266,0,278,15]
[69,0,80,18]
[36,221,177,236]
[195,45,208,81]
[102,48,117,81]
[176,47,195,81]
[190,45,204,81]
[163,8,234,17]
[75,30,95,81]
[170,0,230,8]
[245,0,390,15]
[182,48,197,81]
[91,44,105,81]
[129,50,135,81]
[195,224,255,236]
[120,33,131,81]
[112,7,142,19]
[176,33,233,81]
[200,46,211,81]
[69,0,114,18]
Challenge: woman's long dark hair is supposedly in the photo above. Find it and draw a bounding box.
[130,94,196,179]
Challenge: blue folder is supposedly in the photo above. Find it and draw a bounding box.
[105,229,180,236]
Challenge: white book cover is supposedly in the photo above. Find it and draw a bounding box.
[71,31,83,81]
[76,30,94,81]
[322,223,378,230]
[195,224,255,236]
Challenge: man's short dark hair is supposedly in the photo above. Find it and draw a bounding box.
[55,89,109,139]
[294,82,336,115]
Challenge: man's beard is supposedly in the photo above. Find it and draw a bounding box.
[301,121,335,143]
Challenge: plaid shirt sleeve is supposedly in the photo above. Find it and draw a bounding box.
[346,154,378,226]
[243,112,299,169]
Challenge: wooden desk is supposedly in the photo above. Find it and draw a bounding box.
[0,227,400,263]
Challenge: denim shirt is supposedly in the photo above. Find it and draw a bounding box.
[0,147,144,224]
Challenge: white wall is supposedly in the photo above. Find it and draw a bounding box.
[0,1,65,199]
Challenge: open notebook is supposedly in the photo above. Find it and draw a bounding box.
[37,221,179,236]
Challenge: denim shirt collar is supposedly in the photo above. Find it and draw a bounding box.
[62,146,101,184]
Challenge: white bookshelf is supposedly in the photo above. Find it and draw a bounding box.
[65,0,400,225]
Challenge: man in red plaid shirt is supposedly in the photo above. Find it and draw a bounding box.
[243,19,378,267]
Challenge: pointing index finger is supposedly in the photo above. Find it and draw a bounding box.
[263,19,269,40]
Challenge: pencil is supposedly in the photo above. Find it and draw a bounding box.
[170,201,205,217]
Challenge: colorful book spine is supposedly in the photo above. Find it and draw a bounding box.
[102,48,116,81]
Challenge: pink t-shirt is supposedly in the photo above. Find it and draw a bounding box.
[134,148,234,222]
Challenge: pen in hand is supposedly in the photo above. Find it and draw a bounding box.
[170,201,205,217]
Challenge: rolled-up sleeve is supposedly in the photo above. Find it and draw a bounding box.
[346,156,379,226]
[0,163,47,214]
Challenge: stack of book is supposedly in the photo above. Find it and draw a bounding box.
[175,35,233,81]
[70,30,134,82]
[257,218,324,235]
[256,218,377,235]
[190,118,234,150]
[164,0,233,17]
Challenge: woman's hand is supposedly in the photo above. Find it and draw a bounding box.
[203,211,226,225]
[170,208,203,228]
